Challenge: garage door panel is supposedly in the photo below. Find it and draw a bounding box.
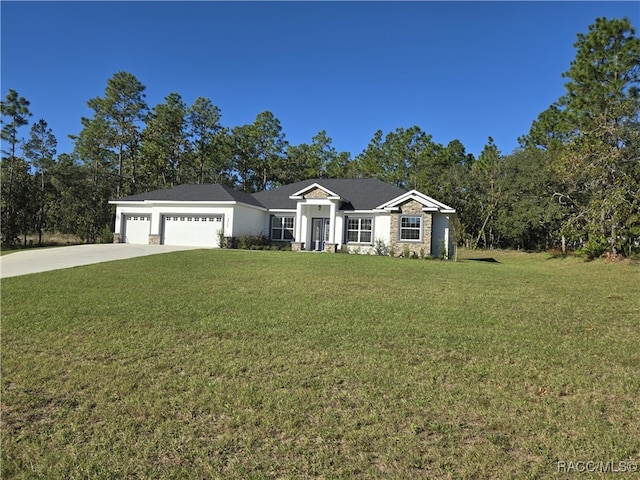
[162,215,222,247]
[123,215,150,244]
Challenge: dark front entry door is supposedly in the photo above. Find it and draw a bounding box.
[311,218,330,251]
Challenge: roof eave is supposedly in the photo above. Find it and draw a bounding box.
[112,199,266,210]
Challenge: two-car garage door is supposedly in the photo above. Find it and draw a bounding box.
[122,214,223,247]
[162,215,222,247]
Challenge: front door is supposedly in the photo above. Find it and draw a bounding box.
[311,218,330,251]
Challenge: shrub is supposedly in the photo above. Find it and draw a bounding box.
[99,225,113,244]
[238,233,270,250]
[374,238,389,256]
[437,239,447,260]
[577,235,609,260]
[234,234,296,251]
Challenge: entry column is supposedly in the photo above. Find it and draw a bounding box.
[328,201,336,244]
[295,202,303,242]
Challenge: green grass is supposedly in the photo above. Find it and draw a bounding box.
[2,250,639,479]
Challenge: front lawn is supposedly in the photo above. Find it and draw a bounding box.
[2,250,639,478]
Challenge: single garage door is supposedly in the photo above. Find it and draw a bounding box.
[123,214,150,244]
[162,215,223,247]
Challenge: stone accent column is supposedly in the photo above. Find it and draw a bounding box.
[291,242,304,252]
[324,243,337,253]
[390,213,399,256]
[424,213,433,256]
[148,234,161,245]
[113,233,122,244]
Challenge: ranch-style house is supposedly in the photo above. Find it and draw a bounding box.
[110,178,456,258]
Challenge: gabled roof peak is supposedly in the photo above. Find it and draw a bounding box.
[252,178,407,210]
[289,182,343,200]
[377,190,456,213]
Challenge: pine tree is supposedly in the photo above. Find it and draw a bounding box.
[1,89,32,245]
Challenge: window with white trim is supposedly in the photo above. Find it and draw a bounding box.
[271,216,295,241]
[400,216,422,241]
[346,217,372,243]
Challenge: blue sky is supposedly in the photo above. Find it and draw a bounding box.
[2,1,638,160]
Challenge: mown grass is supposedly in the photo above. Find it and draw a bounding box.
[2,249,639,479]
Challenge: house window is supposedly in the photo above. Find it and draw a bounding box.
[271,216,294,241]
[347,217,372,243]
[400,216,422,241]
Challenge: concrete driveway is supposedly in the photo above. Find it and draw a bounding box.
[0,244,202,279]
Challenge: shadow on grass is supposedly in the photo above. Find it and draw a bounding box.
[546,252,572,260]
[467,257,500,263]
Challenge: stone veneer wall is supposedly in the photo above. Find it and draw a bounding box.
[148,234,161,245]
[113,233,122,243]
[304,188,329,199]
[324,243,337,253]
[389,199,432,257]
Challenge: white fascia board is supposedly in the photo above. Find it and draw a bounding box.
[344,210,380,214]
[268,209,296,213]
[145,200,267,211]
[148,200,237,205]
[289,182,342,199]
[376,191,413,209]
[235,203,268,212]
[109,200,146,205]
[408,190,456,211]
[377,189,456,213]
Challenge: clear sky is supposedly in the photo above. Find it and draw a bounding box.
[2,1,638,160]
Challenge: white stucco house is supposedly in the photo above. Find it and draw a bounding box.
[110,178,457,258]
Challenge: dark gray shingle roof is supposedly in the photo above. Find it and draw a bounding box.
[252,178,407,210]
[115,184,265,208]
[115,179,407,211]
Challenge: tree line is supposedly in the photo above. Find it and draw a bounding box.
[2,17,638,257]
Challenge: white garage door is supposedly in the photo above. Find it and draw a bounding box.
[162,215,223,247]
[123,214,150,244]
